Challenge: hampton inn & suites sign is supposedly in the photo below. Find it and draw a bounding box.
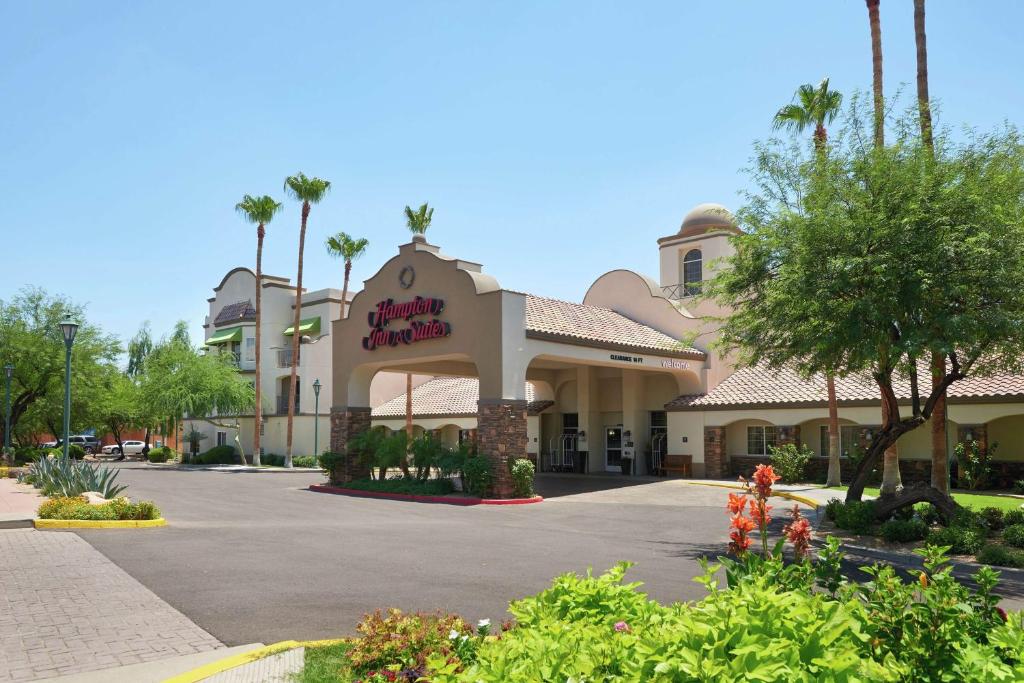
[362,296,452,351]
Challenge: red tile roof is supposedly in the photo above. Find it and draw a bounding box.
[524,295,704,358]
[667,362,1024,410]
[372,377,553,418]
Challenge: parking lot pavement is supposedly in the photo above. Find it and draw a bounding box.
[0,529,223,682]
[62,466,1024,650]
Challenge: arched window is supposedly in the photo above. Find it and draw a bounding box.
[682,249,702,296]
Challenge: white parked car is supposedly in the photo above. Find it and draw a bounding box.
[101,440,146,456]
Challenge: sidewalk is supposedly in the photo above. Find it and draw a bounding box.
[0,478,44,528]
[0,529,224,681]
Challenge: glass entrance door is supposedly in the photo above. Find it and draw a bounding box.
[605,426,623,472]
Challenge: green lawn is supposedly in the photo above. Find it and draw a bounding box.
[825,486,1024,512]
[295,641,353,683]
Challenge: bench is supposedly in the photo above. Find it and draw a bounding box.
[661,454,692,477]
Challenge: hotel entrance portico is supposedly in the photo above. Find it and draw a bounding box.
[329,235,710,497]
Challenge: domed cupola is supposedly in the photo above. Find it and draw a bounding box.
[677,203,740,238]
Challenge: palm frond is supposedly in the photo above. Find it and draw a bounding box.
[325,232,371,260]
[235,194,283,225]
[284,172,332,204]
[403,202,433,234]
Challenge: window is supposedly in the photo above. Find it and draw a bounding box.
[458,429,473,445]
[245,337,256,362]
[216,431,227,447]
[746,425,777,456]
[682,249,703,296]
[819,425,864,457]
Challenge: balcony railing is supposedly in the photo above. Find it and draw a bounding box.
[277,348,299,368]
[661,282,701,300]
[276,395,300,415]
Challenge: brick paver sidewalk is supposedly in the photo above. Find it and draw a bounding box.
[0,529,223,681]
[0,479,44,521]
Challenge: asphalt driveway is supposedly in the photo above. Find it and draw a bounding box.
[66,466,1024,647]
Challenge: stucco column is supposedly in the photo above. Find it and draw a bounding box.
[704,426,728,479]
[477,399,528,498]
[621,369,646,475]
[576,366,598,473]
[328,406,372,484]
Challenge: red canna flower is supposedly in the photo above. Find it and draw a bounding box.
[727,492,747,515]
[783,505,812,560]
[752,464,781,499]
[729,529,753,554]
[749,501,772,528]
[730,513,756,533]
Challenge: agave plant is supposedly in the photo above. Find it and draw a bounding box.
[23,456,127,499]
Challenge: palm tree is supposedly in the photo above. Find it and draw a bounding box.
[865,0,900,495]
[325,232,369,318]
[403,203,433,441]
[773,79,844,487]
[773,78,842,153]
[913,0,946,494]
[282,173,331,468]
[235,194,283,467]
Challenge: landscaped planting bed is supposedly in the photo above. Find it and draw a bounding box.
[37,496,160,521]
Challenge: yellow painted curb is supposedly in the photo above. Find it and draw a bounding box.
[34,517,167,529]
[164,639,347,683]
[681,481,821,509]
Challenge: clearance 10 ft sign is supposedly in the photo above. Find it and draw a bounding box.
[362,296,452,351]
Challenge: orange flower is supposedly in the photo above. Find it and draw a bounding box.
[726,492,747,515]
[749,502,772,528]
[752,464,781,499]
[729,530,752,554]
[919,572,928,589]
[730,513,756,533]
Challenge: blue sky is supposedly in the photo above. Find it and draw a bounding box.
[1,1,1020,349]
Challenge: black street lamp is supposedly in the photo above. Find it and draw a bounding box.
[59,316,79,461]
[313,378,322,460]
[3,364,13,452]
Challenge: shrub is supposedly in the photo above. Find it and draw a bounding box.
[1015,480,1024,495]
[509,458,535,498]
[261,453,285,466]
[980,506,1006,532]
[67,444,86,460]
[37,496,160,520]
[147,447,174,463]
[13,446,41,465]
[879,518,929,543]
[195,445,238,465]
[292,455,317,468]
[831,500,877,535]
[1005,509,1024,526]
[410,436,446,481]
[767,442,813,483]
[23,457,127,498]
[824,497,842,522]
[340,478,454,496]
[955,438,998,490]
[462,455,491,497]
[914,502,940,526]
[977,544,1024,568]
[318,451,346,481]
[348,609,471,679]
[437,445,468,480]
[928,525,986,555]
[1003,524,1024,548]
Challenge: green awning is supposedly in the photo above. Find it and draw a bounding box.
[284,317,321,336]
[205,326,243,345]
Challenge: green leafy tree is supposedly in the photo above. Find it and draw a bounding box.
[138,323,255,464]
[0,288,120,446]
[283,172,331,468]
[236,194,283,467]
[99,370,144,460]
[325,231,369,318]
[773,78,844,487]
[708,100,1024,508]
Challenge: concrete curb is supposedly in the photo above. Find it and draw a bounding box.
[680,481,822,509]
[34,517,167,529]
[164,638,346,683]
[309,484,543,506]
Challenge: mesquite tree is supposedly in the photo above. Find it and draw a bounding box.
[708,98,1024,506]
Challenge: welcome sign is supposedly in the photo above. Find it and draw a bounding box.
[362,296,452,350]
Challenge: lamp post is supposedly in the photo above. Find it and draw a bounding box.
[312,378,322,461]
[59,316,79,461]
[3,364,13,452]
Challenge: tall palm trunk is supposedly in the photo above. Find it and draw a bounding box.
[867,0,884,148]
[285,201,310,468]
[252,224,265,467]
[825,375,841,486]
[341,260,352,319]
[913,0,948,494]
[866,0,900,493]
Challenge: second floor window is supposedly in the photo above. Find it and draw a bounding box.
[682,249,702,296]
[245,337,256,362]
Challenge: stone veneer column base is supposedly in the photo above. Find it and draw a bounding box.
[477,399,528,498]
[329,406,372,483]
[704,426,728,479]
